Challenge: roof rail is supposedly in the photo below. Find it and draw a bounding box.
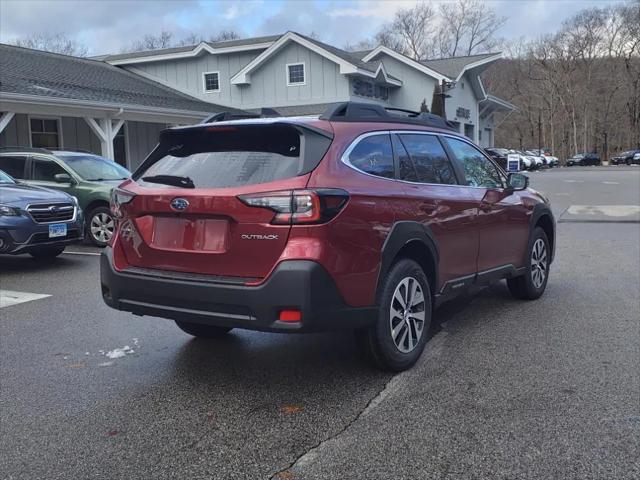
[319,102,456,130]
[0,146,52,154]
[48,147,94,154]
[201,107,281,124]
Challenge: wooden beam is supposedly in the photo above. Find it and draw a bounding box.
[0,112,15,134]
[84,117,108,142]
[111,119,124,140]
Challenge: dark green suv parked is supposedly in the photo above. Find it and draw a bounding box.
[0,148,130,246]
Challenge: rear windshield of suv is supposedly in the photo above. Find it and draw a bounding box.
[137,123,332,189]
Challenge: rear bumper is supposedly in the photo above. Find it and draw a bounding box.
[100,247,376,333]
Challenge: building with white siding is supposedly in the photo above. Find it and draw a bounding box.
[1,32,514,171]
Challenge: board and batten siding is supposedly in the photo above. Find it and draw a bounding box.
[126,50,260,106]
[370,54,438,112]
[0,114,101,154]
[124,42,351,110]
[126,121,165,170]
[445,73,480,141]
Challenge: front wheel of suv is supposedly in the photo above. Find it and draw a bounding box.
[507,227,550,300]
[87,206,115,247]
[175,321,233,339]
[358,259,432,372]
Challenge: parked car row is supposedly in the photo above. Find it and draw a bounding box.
[0,148,131,257]
[484,148,558,171]
[566,153,601,166]
[611,149,640,165]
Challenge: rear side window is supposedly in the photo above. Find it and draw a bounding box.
[32,158,67,181]
[0,155,27,179]
[396,134,457,184]
[137,124,331,189]
[346,134,394,179]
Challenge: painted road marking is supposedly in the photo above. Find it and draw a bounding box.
[0,290,51,308]
[62,251,101,256]
[563,180,584,183]
[566,205,640,217]
[603,181,620,185]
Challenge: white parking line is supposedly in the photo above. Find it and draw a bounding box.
[603,181,620,185]
[62,251,101,256]
[0,290,51,308]
[563,180,584,183]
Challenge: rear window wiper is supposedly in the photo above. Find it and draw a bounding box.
[141,175,195,188]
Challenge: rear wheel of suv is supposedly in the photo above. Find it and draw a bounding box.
[358,259,432,372]
[175,321,232,339]
[87,206,115,247]
[29,246,65,259]
[507,227,550,300]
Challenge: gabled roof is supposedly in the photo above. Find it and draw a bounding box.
[230,32,402,86]
[421,52,502,80]
[102,35,280,65]
[0,43,231,115]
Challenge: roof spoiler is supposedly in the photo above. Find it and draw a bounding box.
[201,107,281,124]
[319,102,457,130]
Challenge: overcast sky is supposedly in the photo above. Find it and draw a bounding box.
[0,0,619,55]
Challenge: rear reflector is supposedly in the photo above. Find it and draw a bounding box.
[279,310,302,322]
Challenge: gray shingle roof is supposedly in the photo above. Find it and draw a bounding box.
[296,34,379,73]
[100,35,281,62]
[421,52,500,79]
[0,43,234,114]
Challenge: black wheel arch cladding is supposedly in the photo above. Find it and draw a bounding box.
[377,221,439,296]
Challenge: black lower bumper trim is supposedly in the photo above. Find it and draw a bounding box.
[100,248,376,333]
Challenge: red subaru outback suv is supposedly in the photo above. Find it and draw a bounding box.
[101,102,555,371]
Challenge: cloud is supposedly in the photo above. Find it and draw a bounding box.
[0,0,607,55]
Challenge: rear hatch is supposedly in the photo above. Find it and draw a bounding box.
[113,121,333,280]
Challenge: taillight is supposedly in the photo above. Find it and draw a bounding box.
[110,188,136,218]
[238,189,348,225]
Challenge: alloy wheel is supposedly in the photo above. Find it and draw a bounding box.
[389,276,426,353]
[90,212,114,244]
[531,238,548,289]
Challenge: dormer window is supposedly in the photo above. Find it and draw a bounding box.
[287,63,305,86]
[203,72,220,92]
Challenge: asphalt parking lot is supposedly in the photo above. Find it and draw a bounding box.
[1,166,639,480]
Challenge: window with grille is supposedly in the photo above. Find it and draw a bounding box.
[203,72,220,92]
[287,63,305,85]
[30,118,60,148]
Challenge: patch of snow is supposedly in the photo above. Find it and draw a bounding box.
[105,345,135,359]
[98,361,114,367]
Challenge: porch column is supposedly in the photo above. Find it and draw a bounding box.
[83,117,124,160]
[0,112,16,134]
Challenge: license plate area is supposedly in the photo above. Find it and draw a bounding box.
[49,223,67,238]
[151,217,230,252]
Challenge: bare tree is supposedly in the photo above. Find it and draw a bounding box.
[125,30,242,52]
[209,30,240,42]
[11,32,88,57]
[437,0,506,57]
[391,2,436,60]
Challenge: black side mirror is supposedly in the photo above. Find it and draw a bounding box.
[507,172,528,191]
[54,173,74,184]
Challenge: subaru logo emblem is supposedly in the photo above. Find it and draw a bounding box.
[170,198,189,211]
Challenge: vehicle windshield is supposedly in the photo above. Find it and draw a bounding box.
[56,154,130,181]
[0,169,16,184]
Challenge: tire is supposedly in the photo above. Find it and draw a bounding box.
[358,259,432,372]
[175,321,232,339]
[29,246,65,259]
[507,227,550,300]
[86,206,115,247]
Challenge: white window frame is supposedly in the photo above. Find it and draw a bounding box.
[286,62,306,86]
[202,71,221,93]
[27,115,63,149]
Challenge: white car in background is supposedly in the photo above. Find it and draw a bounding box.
[525,150,546,168]
[531,149,559,167]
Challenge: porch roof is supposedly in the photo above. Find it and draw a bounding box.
[0,43,235,120]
